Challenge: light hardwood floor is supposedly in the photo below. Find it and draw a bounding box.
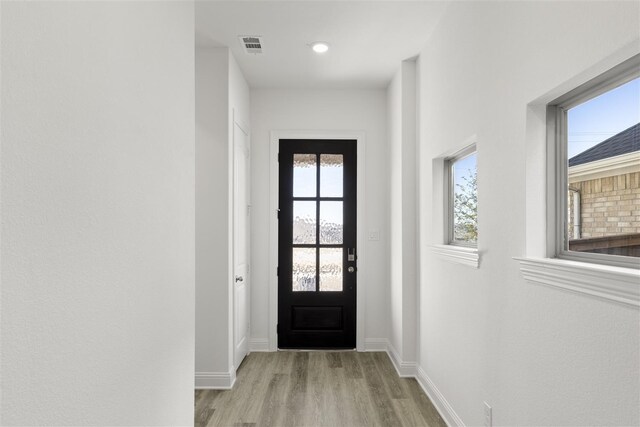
[194,351,446,427]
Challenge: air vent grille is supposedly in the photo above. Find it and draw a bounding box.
[239,36,264,55]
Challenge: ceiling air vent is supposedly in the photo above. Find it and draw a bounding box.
[239,36,264,55]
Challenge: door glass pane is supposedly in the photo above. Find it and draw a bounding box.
[292,248,316,292]
[320,201,343,244]
[320,248,342,292]
[320,154,343,197]
[294,154,316,197]
[293,201,316,244]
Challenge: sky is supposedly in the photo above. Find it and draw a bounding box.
[568,77,640,158]
[453,152,477,190]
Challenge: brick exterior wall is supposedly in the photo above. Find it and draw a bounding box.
[568,172,640,239]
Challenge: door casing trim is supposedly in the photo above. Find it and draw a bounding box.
[269,130,366,352]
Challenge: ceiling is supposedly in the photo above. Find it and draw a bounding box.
[195,1,449,89]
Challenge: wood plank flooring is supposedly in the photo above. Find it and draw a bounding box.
[194,351,446,427]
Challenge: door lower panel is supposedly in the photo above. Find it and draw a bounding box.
[292,306,343,330]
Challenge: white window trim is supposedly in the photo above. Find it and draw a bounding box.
[514,257,639,308]
[431,136,479,268]
[518,45,640,308]
[431,244,479,269]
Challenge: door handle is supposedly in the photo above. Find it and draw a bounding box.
[235,276,244,283]
[347,266,355,273]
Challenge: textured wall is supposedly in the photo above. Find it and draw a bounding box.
[1,2,195,424]
[417,1,639,425]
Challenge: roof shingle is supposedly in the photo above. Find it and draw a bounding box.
[569,122,640,167]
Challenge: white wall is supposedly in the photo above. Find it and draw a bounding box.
[417,2,639,426]
[229,54,251,130]
[195,47,250,385]
[387,60,418,366]
[389,70,403,356]
[195,48,230,380]
[250,89,389,346]
[401,62,418,365]
[1,2,195,425]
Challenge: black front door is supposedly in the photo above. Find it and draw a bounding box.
[278,139,357,349]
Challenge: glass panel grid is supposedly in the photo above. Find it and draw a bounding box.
[291,152,347,292]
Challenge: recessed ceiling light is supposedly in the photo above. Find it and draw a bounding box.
[311,42,329,54]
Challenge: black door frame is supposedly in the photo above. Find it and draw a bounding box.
[268,132,364,352]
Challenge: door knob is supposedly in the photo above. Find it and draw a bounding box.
[235,276,244,283]
[347,267,355,273]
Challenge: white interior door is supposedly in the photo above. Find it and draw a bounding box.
[233,119,250,368]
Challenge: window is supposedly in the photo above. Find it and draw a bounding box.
[549,55,640,268]
[431,139,479,268]
[446,146,478,247]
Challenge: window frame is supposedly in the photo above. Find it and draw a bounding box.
[548,54,640,269]
[445,144,478,248]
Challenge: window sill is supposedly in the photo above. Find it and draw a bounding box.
[514,257,639,308]
[431,245,479,268]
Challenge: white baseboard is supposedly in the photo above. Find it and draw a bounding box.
[416,366,465,427]
[386,342,417,377]
[363,338,388,351]
[365,338,417,377]
[249,338,270,352]
[365,338,460,426]
[195,368,237,390]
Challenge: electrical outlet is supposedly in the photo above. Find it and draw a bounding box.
[483,402,492,427]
